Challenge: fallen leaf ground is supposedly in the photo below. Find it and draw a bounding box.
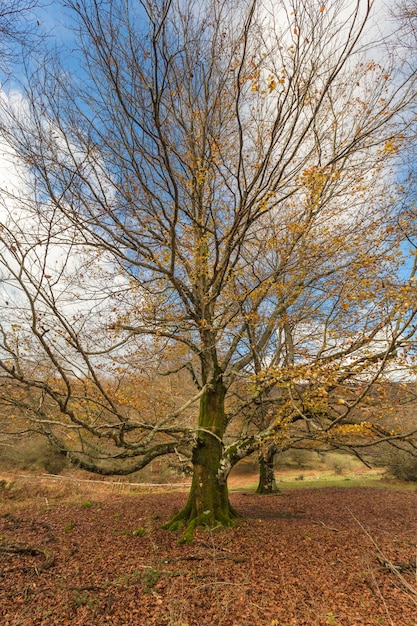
[1,478,416,625]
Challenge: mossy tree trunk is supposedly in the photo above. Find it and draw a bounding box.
[256,445,278,494]
[164,375,239,540]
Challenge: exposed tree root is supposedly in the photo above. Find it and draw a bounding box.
[163,501,240,543]
[0,541,55,571]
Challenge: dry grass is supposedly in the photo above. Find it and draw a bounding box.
[0,471,191,512]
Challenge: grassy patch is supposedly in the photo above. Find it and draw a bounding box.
[229,468,413,492]
[279,472,384,490]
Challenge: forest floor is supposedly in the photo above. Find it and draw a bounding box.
[0,472,416,626]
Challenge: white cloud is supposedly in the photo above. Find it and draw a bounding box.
[0,115,133,376]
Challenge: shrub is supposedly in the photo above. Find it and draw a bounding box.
[325,452,352,475]
[0,437,69,474]
[385,451,417,482]
[276,449,318,469]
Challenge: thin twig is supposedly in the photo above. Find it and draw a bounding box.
[348,508,417,606]
[311,519,340,532]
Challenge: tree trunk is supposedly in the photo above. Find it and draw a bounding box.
[256,446,279,494]
[164,377,239,541]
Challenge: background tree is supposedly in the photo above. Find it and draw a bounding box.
[1,0,417,536]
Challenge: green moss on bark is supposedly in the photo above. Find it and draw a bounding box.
[163,377,240,540]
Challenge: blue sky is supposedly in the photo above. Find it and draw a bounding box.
[32,1,74,43]
[9,0,417,292]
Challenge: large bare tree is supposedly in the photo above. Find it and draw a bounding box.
[1,0,417,537]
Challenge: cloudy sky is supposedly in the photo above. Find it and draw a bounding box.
[0,0,414,379]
